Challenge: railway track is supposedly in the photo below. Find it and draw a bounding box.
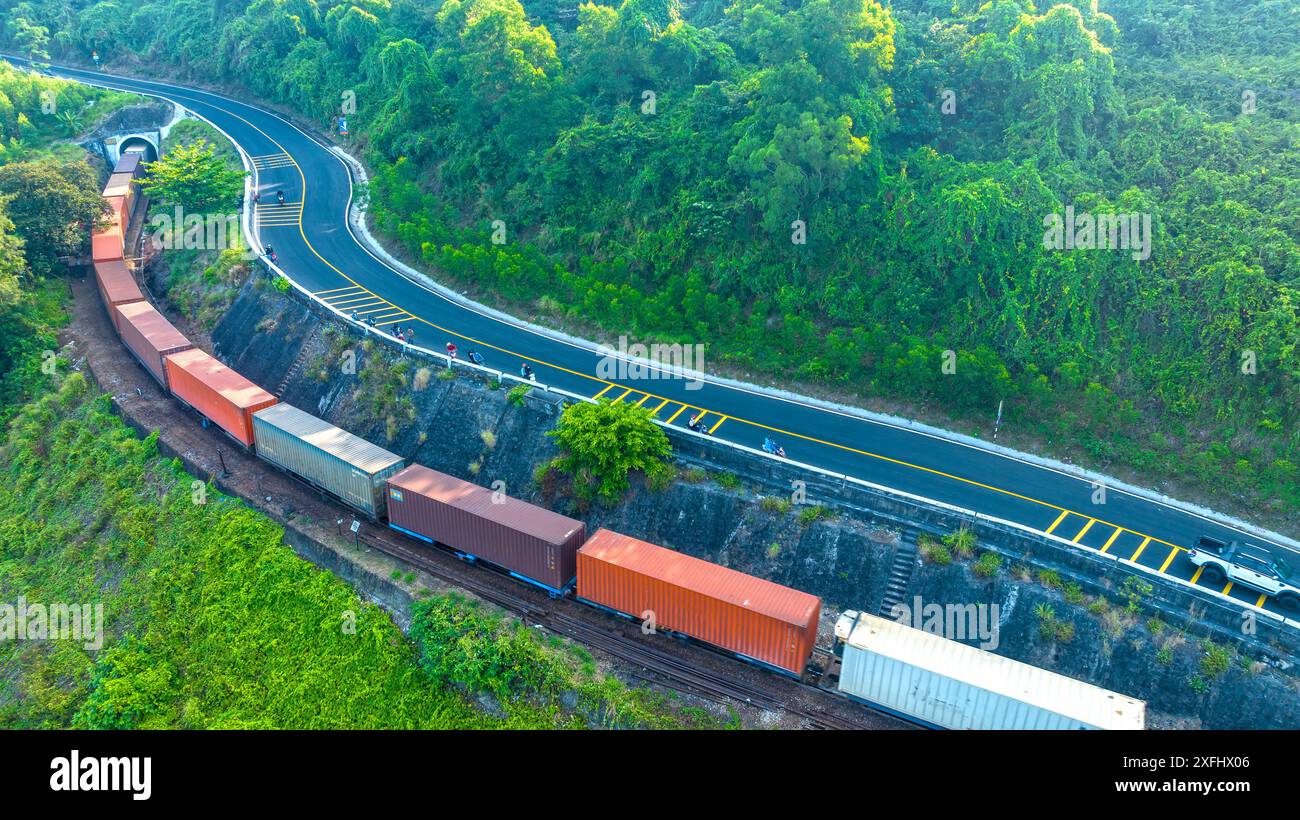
[357,524,902,730]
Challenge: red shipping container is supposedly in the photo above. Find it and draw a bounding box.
[386,464,585,593]
[93,259,145,333]
[577,529,822,676]
[163,349,276,446]
[115,301,192,387]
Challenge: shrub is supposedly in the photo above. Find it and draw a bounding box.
[918,534,951,565]
[547,399,673,504]
[942,527,976,558]
[972,551,1002,578]
[759,496,793,514]
[507,384,531,406]
[797,505,832,526]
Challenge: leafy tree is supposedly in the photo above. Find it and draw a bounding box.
[546,398,672,503]
[140,138,246,213]
[0,158,104,274]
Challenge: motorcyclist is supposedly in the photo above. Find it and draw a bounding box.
[763,437,785,457]
[689,412,709,434]
[467,349,485,366]
[264,244,276,262]
[276,189,285,205]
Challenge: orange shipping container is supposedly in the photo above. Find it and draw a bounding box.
[163,348,276,446]
[93,259,145,333]
[577,529,822,676]
[115,301,193,387]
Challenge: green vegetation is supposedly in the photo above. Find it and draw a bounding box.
[1199,638,1233,681]
[942,527,976,559]
[544,398,673,503]
[7,0,1297,525]
[410,594,722,728]
[0,375,483,727]
[759,495,792,514]
[797,504,832,526]
[972,551,1002,578]
[1033,602,1074,643]
[506,382,531,406]
[12,0,1288,514]
[1,371,714,728]
[918,533,951,565]
[141,138,246,213]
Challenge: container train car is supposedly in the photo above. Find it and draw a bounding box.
[578,529,821,677]
[832,610,1146,729]
[115,301,193,388]
[87,164,1148,727]
[253,403,405,519]
[386,464,586,594]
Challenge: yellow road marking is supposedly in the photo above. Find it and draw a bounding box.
[1045,511,1069,535]
[611,388,632,404]
[1222,582,1234,595]
[1072,519,1096,543]
[1100,528,1122,553]
[593,384,614,400]
[1157,543,1177,572]
[328,294,381,306]
[375,317,410,327]
[371,310,409,321]
[709,416,728,434]
[337,300,386,312]
[1130,536,1152,563]
[665,405,688,424]
[315,285,363,296]
[1190,566,1205,584]
[635,394,651,407]
[1257,593,1268,608]
[356,303,397,315]
[649,398,669,415]
[198,80,1196,567]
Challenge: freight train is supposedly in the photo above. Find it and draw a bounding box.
[88,153,1146,727]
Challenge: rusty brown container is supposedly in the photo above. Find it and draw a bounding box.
[577,529,822,676]
[163,348,277,447]
[114,301,193,387]
[114,152,144,178]
[93,259,145,333]
[385,464,585,594]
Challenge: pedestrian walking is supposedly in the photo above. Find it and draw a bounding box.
[446,342,458,360]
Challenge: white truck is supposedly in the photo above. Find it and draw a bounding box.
[1187,535,1300,611]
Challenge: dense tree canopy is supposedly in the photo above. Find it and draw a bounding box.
[7,0,1297,512]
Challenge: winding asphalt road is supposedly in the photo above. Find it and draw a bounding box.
[29,57,1300,619]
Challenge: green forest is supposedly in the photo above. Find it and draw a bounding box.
[0,64,711,729]
[1,0,1297,522]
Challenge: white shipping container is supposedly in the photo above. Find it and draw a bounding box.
[834,611,1145,730]
[252,403,406,519]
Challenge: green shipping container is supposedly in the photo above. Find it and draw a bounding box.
[252,403,405,519]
